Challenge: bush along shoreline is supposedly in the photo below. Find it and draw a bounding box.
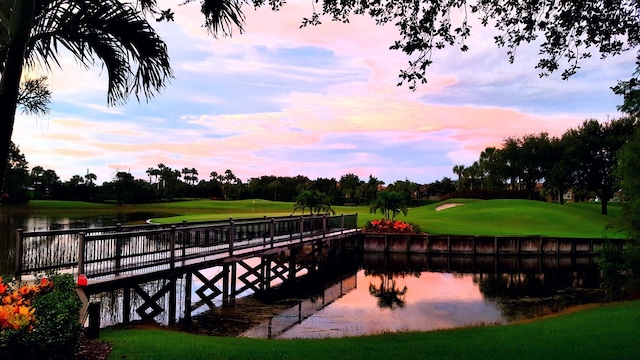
[0,273,83,360]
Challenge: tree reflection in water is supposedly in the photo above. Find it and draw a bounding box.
[368,272,414,309]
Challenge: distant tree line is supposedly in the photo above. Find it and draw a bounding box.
[450,117,639,215]
[1,152,435,207]
[2,117,638,216]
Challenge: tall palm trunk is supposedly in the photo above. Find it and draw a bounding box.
[0,0,34,191]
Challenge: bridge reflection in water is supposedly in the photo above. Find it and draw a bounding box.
[274,252,601,339]
[90,248,601,338]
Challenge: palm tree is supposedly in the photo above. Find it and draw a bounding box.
[67,174,85,187]
[146,167,158,184]
[84,171,97,187]
[464,161,482,190]
[369,190,408,220]
[293,190,335,215]
[0,0,173,191]
[452,164,465,191]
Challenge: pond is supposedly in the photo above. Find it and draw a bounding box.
[222,252,601,339]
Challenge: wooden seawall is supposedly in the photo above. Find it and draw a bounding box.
[361,233,623,255]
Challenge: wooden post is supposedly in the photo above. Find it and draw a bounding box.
[299,216,304,241]
[322,215,327,238]
[181,228,187,263]
[288,248,297,284]
[14,228,23,280]
[263,256,271,292]
[229,220,235,256]
[539,236,543,255]
[168,277,177,325]
[115,224,122,275]
[78,232,86,276]
[222,264,229,304]
[472,236,476,256]
[426,234,430,254]
[263,216,267,245]
[170,226,176,270]
[289,215,293,239]
[384,234,389,253]
[123,287,130,324]
[270,218,275,248]
[230,262,237,303]
[86,302,101,339]
[341,214,345,234]
[184,272,192,322]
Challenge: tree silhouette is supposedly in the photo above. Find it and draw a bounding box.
[368,274,407,309]
[0,0,172,191]
[293,190,335,215]
[369,190,408,220]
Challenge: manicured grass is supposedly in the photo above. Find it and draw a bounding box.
[21,198,626,238]
[401,199,626,238]
[102,300,640,360]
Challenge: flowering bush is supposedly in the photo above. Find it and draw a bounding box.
[364,219,422,234]
[1,273,82,360]
[0,277,53,332]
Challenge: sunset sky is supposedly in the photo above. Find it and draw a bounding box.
[12,2,636,185]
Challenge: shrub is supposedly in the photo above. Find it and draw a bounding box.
[595,241,640,299]
[364,219,422,234]
[0,273,83,359]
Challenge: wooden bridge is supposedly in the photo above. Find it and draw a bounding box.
[13,214,360,327]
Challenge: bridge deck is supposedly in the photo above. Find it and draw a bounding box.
[14,214,360,290]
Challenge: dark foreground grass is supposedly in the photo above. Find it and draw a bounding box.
[102,300,640,360]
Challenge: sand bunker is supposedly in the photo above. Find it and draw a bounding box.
[435,203,464,211]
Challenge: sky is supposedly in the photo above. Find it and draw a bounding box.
[12,1,637,186]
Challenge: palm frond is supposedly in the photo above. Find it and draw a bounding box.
[26,0,172,105]
[199,0,247,37]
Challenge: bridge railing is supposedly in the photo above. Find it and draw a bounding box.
[13,223,174,277]
[15,214,359,279]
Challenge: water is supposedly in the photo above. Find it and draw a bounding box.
[257,271,507,339]
[237,254,601,339]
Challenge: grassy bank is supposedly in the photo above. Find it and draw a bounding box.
[102,300,640,360]
[17,198,626,238]
[116,198,628,239]
[407,199,625,238]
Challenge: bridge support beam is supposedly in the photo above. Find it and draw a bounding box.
[83,235,352,330]
[184,272,192,323]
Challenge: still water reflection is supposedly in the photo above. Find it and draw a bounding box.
[271,270,506,339]
[246,256,600,339]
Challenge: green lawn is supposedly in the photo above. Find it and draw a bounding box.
[22,198,627,238]
[102,300,640,360]
[403,199,626,238]
[146,198,627,238]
